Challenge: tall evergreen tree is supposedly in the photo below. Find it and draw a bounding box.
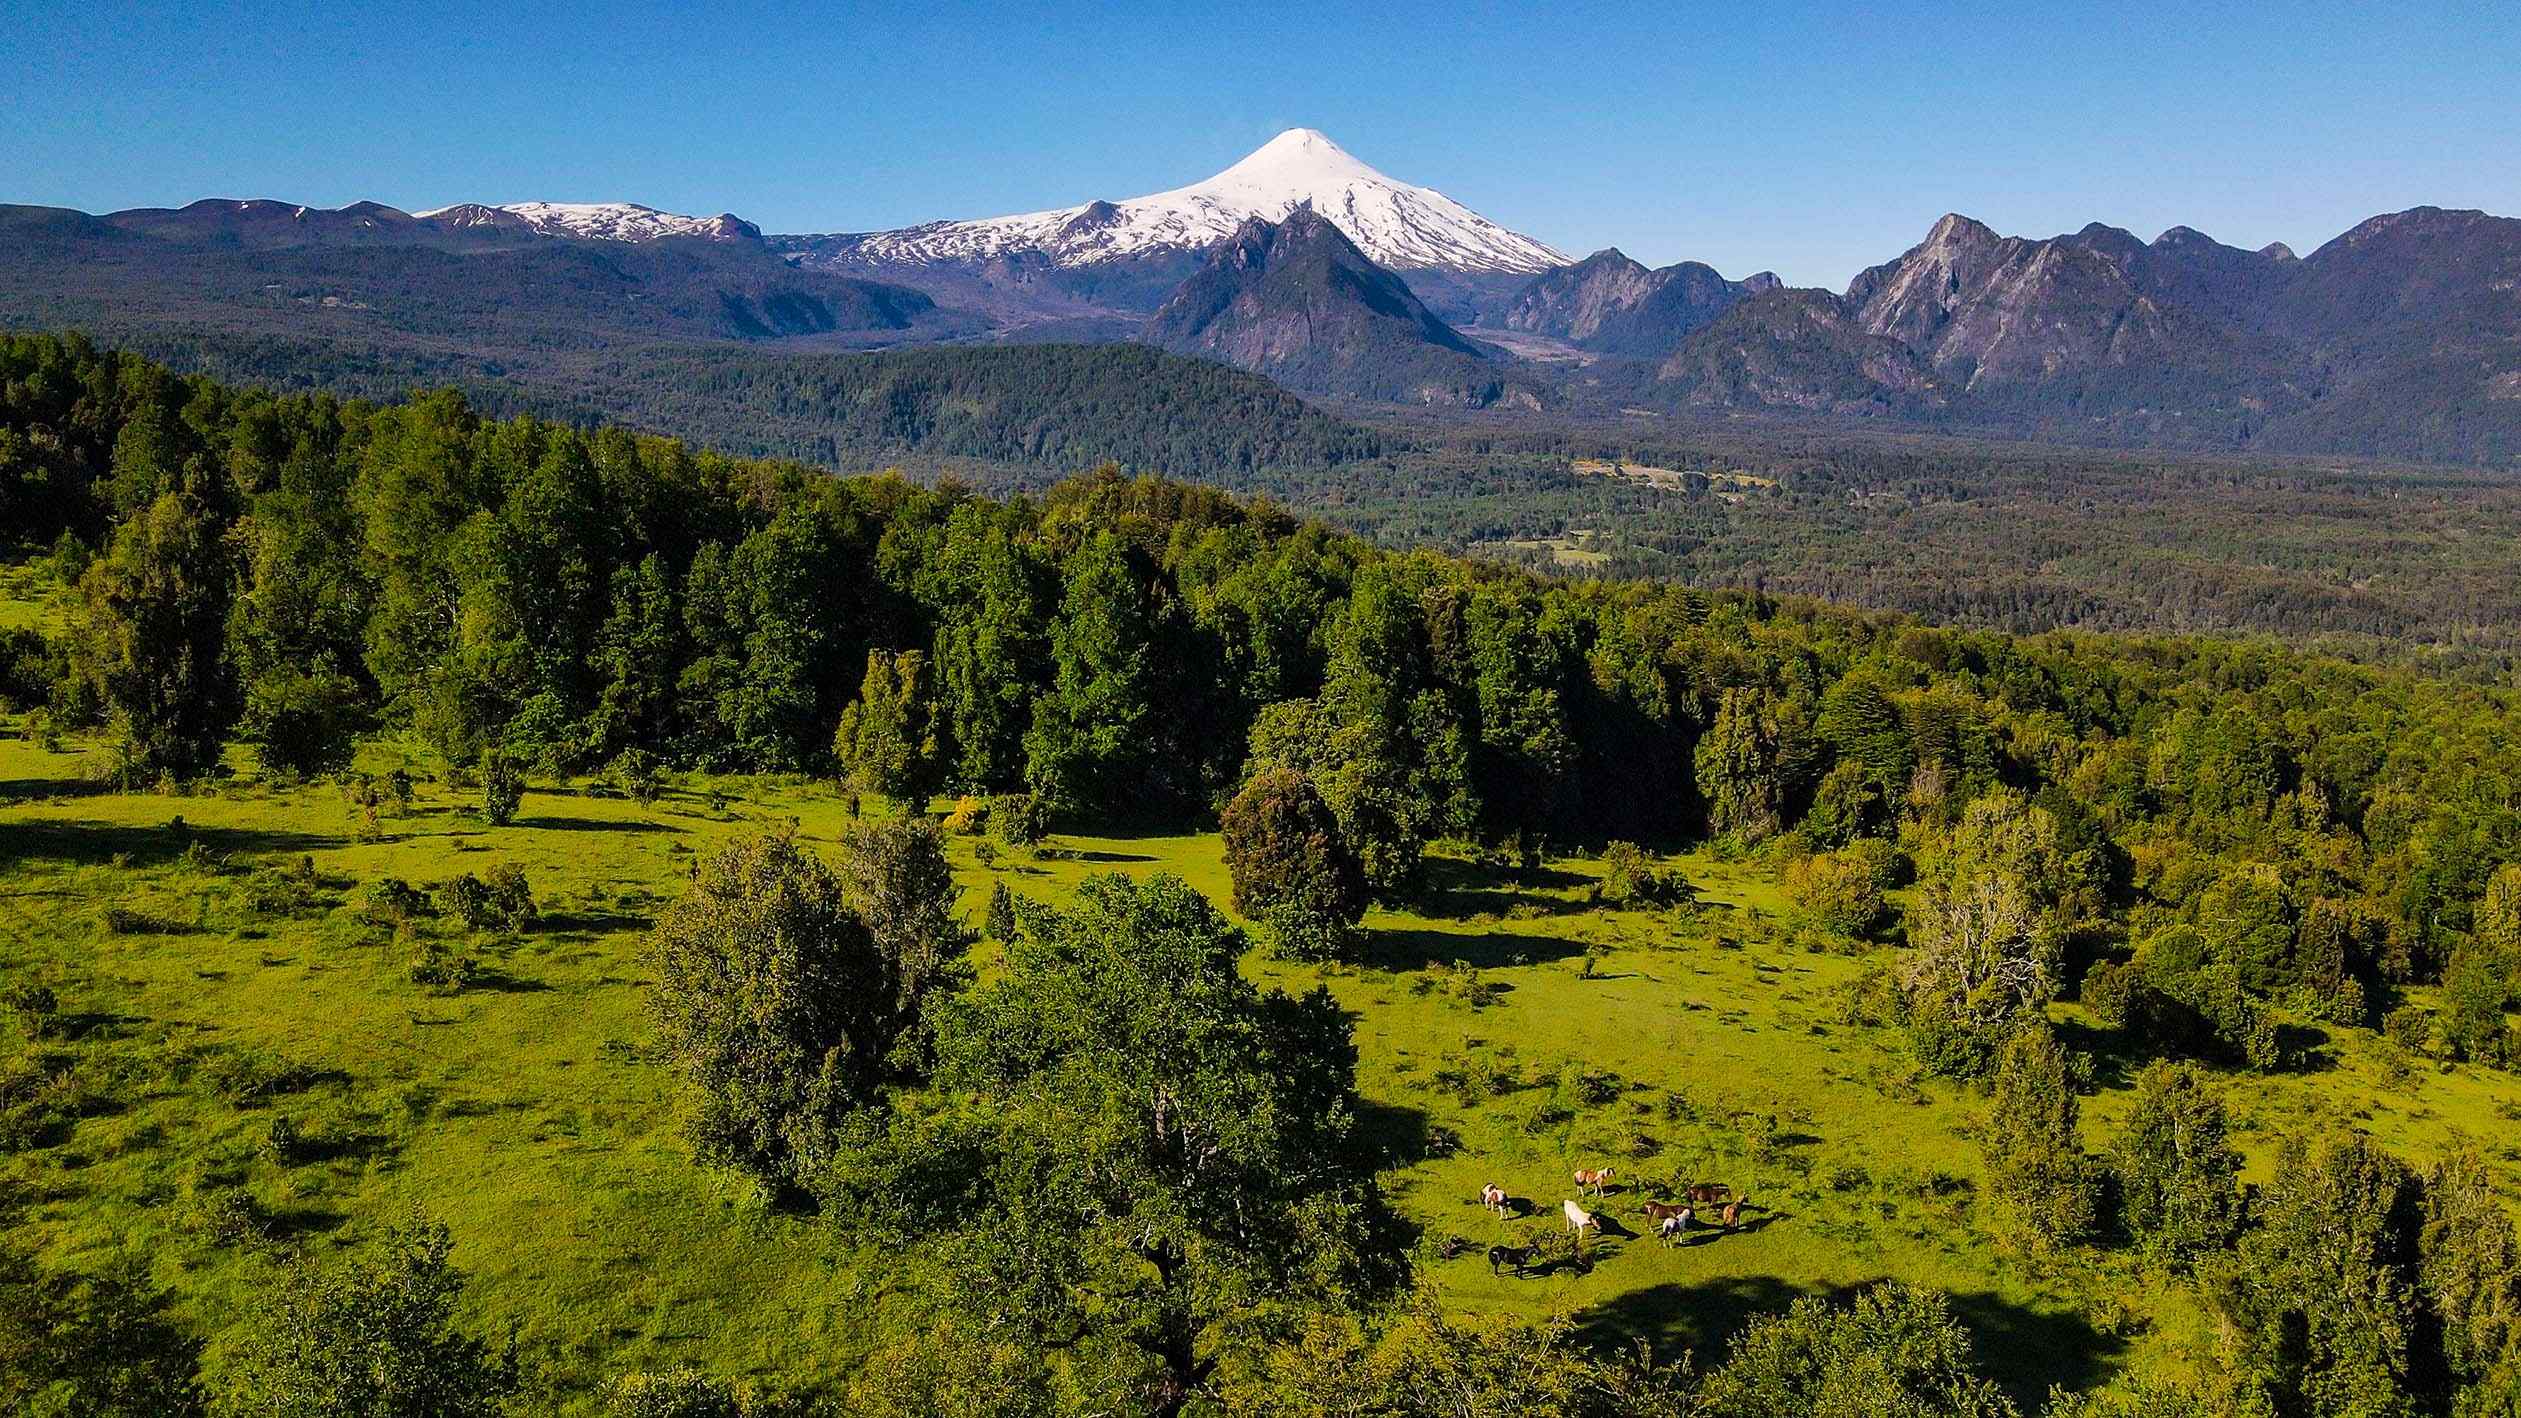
[1024,532,1158,818]
[835,649,940,805]
[2109,1062,2243,1265]
[71,486,239,780]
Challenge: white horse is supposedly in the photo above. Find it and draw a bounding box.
[1479,1182,1508,1217]
[1563,1197,1599,1244]
[1659,1206,1693,1246]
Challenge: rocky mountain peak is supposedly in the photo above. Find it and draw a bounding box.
[1924,212,2000,252]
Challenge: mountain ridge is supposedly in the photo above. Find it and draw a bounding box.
[8,167,2521,463]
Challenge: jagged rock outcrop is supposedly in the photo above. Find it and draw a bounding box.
[1504,249,1773,357]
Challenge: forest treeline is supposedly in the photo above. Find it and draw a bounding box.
[7,331,2521,1414]
[35,323,2521,655]
[6,330,2519,1033]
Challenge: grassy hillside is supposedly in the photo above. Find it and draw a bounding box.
[8,713,2516,1410]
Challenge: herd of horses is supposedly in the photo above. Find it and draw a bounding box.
[1479,1169,1752,1277]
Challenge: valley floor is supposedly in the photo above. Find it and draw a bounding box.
[6,727,2516,1409]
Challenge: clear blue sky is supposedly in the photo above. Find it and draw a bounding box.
[4,0,2515,288]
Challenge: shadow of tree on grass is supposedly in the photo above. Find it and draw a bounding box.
[0,819,345,867]
[1363,928,1587,971]
[1574,1275,2124,1409]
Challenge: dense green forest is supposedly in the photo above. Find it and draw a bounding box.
[5,333,2521,1415]
[1324,412,2521,661]
[6,328,1384,483]
[29,324,2521,661]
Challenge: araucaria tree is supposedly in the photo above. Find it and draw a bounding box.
[647,828,963,1184]
[71,487,240,781]
[833,873,1403,1417]
[1220,764,1368,961]
[1693,686,1784,841]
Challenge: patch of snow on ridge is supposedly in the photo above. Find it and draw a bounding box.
[414,201,753,242]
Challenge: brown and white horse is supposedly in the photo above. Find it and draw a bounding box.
[1479,1182,1508,1217]
[1573,1166,1615,1198]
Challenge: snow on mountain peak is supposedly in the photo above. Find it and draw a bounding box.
[413,201,757,242]
[829,129,1568,275]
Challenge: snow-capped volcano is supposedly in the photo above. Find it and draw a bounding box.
[821,128,1568,275]
[414,201,759,242]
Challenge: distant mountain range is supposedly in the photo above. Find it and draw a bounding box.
[5,129,2521,464]
[0,196,973,350]
[1647,205,2521,462]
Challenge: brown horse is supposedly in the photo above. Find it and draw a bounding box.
[1639,1199,1689,1226]
[1720,1196,1745,1230]
[1685,1181,1732,1205]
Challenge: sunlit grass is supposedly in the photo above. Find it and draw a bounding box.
[4,721,2517,1408]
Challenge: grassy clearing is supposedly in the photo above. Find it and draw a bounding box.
[1471,530,1615,569]
[4,724,2519,1408]
[0,559,62,632]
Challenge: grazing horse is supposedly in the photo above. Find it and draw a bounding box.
[1487,1243,1535,1276]
[1562,1198,1600,1244]
[1657,1207,1693,1246]
[1685,1181,1732,1205]
[1573,1166,1616,1197]
[1479,1182,1508,1217]
[1639,1199,1688,1227]
[1720,1196,1744,1231]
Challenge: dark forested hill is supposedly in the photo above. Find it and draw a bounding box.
[556,341,1390,474]
[1142,208,1535,407]
[0,327,1384,484]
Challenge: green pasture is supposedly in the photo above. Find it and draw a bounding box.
[3,722,2517,1409]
